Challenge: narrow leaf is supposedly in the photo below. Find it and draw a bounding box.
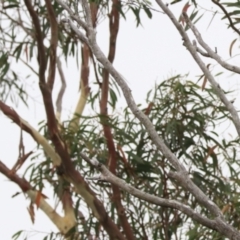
[179,2,191,25]
[229,38,237,57]
[182,2,191,13]
[27,203,35,223]
[35,191,42,208]
[207,11,217,30]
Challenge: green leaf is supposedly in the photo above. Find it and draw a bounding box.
[109,88,118,109]
[171,0,182,4]
[130,7,141,26]
[3,4,19,9]
[13,43,23,61]
[143,4,152,19]
[11,230,23,240]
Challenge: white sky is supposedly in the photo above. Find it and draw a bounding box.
[1,1,240,239]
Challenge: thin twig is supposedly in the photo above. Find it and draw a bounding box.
[79,153,232,237]
[155,1,240,239]
[183,12,240,74]
[3,11,33,37]
[56,57,66,122]
[181,12,240,138]
[211,0,240,36]
[55,0,88,30]
[11,151,33,174]
[0,161,76,234]
[0,101,125,239]
[67,4,223,220]
[183,41,210,58]
[0,100,62,166]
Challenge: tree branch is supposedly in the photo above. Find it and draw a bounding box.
[80,153,240,239]
[63,19,89,45]
[154,0,240,238]
[183,12,240,74]
[23,0,47,83]
[24,0,63,169]
[71,0,183,172]
[0,100,61,166]
[0,161,76,234]
[163,6,240,139]
[0,101,125,239]
[98,0,135,238]
[56,57,67,122]
[56,0,88,30]
[211,0,240,36]
[45,0,58,91]
[11,151,33,174]
[183,40,210,58]
[65,2,224,222]
[69,1,99,132]
[69,44,90,132]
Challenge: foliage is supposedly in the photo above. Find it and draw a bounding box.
[1,0,240,240]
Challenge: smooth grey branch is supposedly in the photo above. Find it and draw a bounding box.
[56,0,87,30]
[80,153,240,238]
[155,0,240,139]
[59,0,240,237]
[67,19,90,45]
[184,41,210,58]
[155,0,240,239]
[73,0,226,220]
[195,46,211,57]
[183,12,240,74]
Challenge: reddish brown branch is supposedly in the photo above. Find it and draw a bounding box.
[81,43,90,95]
[11,151,33,174]
[69,43,91,131]
[23,0,60,163]
[144,102,154,115]
[77,0,97,97]
[0,101,125,239]
[57,179,76,225]
[45,0,58,91]
[0,160,77,234]
[0,161,31,192]
[78,1,99,103]
[23,0,47,83]
[69,2,98,131]
[100,0,120,170]
[0,101,35,137]
[66,3,125,238]
[24,0,61,161]
[0,100,62,166]
[13,1,126,238]
[99,1,135,239]
[90,2,98,28]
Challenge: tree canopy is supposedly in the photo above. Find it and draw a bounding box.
[1,0,240,239]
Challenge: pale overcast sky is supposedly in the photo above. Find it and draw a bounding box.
[1,1,240,239]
